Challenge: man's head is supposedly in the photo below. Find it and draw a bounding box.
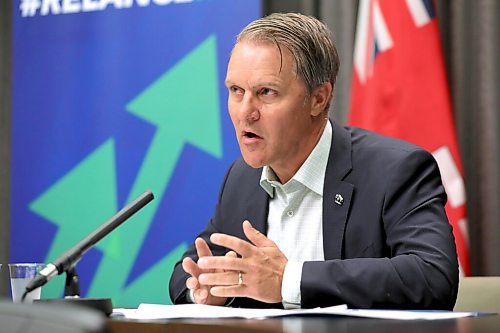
[237,12,340,104]
[225,13,340,183]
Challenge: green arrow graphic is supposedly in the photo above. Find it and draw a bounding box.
[29,139,118,297]
[29,35,222,306]
[86,34,222,305]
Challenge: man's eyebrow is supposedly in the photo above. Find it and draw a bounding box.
[248,81,284,91]
[254,82,281,88]
[224,80,282,89]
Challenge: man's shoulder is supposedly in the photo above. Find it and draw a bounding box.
[338,125,436,177]
[345,126,427,158]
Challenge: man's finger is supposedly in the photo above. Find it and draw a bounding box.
[209,285,246,298]
[243,220,276,247]
[210,233,254,257]
[197,256,246,272]
[182,257,202,277]
[193,288,209,304]
[195,237,213,257]
[186,276,200,290]
[199,271,240,286]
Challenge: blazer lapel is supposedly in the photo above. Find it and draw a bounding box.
[322,121,354,260]
[245,168,269,236]
[323,181,353,259]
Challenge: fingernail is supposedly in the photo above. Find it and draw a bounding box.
[198,257,207,267]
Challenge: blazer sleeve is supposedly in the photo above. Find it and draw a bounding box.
[301,149,459,310]
[168,162,236,305]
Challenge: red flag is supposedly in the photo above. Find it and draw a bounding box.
[348,0,470,275]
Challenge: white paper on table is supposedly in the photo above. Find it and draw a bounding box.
[334,308,481,320]
[113,303,348,320]
[112,303,480,321]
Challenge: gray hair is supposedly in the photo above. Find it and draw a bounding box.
[236,12,340,96]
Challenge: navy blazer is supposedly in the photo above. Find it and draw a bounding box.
[169,121,459,310]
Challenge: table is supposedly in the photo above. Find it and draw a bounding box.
[107,314,500,333]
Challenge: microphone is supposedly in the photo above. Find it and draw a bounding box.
[23,190,154,297]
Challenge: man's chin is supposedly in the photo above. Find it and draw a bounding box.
[241,155,266,169]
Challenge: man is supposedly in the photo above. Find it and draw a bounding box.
[169,13,458,310]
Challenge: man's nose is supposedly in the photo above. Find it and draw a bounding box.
[239,94,260,122]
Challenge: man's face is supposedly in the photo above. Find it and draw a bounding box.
[225,41,322,181]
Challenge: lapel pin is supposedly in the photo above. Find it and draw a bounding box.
[334,193,344,206]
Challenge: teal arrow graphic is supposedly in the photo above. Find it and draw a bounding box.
[87,34,222,306]
[29,139,118,297]
[30,35,222,306]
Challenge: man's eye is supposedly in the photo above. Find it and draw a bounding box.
[230,86,243,95]
[259,88,275,96]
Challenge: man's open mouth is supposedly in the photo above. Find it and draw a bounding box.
[244,131,261,139]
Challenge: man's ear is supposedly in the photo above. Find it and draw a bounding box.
[310,82,333,117]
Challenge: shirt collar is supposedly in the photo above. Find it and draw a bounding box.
[260,121,332,198]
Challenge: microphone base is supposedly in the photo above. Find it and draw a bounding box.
[34,297,113,316]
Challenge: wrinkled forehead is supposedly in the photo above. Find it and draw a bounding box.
[228,40,298,77]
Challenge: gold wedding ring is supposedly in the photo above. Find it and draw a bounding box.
[238,271,243,285]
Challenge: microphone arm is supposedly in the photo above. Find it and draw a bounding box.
[24,190,154,295]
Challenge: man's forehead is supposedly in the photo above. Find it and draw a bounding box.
[231,40,294,63]
[227,42,295,76]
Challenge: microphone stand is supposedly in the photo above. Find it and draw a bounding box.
[24,190,154,316]
[64,266,81,298]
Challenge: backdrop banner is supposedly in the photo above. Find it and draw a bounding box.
[12,0,260,307]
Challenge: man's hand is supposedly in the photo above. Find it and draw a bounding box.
[182,237,236,305]
[197,220,288,303]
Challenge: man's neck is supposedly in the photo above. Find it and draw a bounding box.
[272,119,328,184]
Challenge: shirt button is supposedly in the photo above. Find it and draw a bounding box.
[287,210,294,217]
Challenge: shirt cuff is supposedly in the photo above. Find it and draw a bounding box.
[281,261,303,309]
[187,289,195,303]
